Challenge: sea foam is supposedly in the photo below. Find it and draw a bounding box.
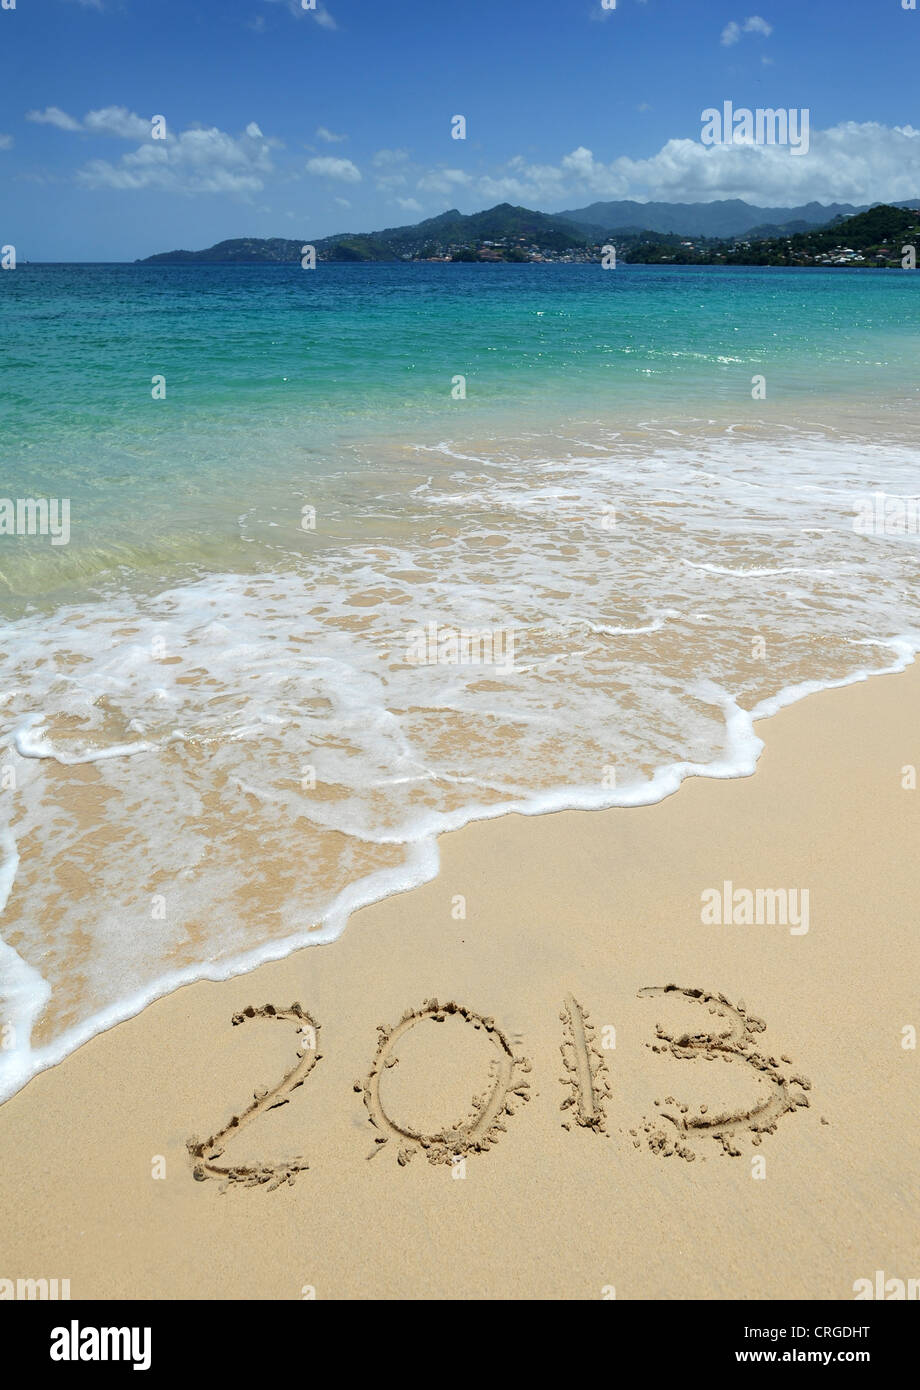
[1,421,919,1102]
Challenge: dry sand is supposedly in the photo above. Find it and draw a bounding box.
[1,663,918,1300]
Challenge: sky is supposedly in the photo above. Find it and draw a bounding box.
[1,0,919,260]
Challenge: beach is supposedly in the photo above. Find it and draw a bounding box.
[5,0,920,1334]
[2,261,919,1305]
[1,658,917,1300]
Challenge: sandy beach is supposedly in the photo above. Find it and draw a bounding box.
[6,0,920,1336]
[1,660,917,1301]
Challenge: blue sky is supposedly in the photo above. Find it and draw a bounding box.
[1,0,919,259]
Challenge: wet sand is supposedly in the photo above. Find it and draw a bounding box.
[1,662,918,1299]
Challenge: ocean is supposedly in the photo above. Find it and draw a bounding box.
[1,260,919,1101]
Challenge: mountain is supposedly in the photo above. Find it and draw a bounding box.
[141,237,304,265]
[139,204,589,264]
[623,204,920,267]
[555,198,869,239]
[778,202,920,256]
[138,199,920,266]
[362,203,588,255]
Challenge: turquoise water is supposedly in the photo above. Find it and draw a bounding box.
[6,263,919,437]
[3,262,919,599]
[1,262,919,1102]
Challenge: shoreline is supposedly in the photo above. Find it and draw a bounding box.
[1,656,918,1298]
[2,631,916,1109]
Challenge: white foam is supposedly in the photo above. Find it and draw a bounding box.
[3,421,920,1104]
[0,837,438,1105]
[0,830,52,1098]
[13,716,155,765]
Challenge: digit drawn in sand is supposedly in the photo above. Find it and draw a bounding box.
[357,998,532,1167]
[635,985,811,1160]
[187,1003,320,1191]
[559,994,611,1133]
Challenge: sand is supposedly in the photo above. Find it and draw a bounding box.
[1,662,918,1300]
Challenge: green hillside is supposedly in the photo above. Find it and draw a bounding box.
[139,204,589,264]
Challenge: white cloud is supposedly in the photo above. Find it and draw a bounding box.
[77,123,277,194]
[334,196,351,207]
[416,168,472,194]
[34,108,920,216]
[316,126,348,143]
[26,106,83,132]
[306,155,361,182]
[0,134,13,150]
[26,106,152,138]
[476,159,567,206]
[373,148,409,167]
[83,107,151,139]
[722,15,773,46]
[472,124,920,208]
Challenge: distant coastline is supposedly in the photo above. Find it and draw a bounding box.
[136,199,920,270]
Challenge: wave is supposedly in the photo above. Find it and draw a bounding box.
[2,420,919,1102]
